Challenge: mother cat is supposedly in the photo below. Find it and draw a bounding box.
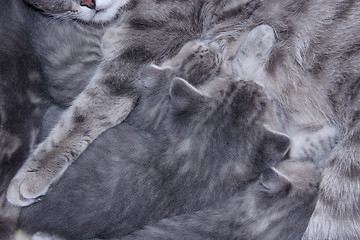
[6,0,360,239]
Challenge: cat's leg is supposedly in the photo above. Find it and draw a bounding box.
[231,24,276,82]
[6,62,141,207]
[302,130,360,239]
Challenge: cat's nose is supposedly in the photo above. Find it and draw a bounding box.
[80,0,96,9]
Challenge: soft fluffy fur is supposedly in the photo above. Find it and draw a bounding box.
[18,40,290,239]
[3,0,360,238]
[122,159,320,240]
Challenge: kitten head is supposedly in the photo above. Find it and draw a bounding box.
[135,39,290,183]
[24,0,129,23]
[238,159,320,239]
[136,68,289,184]
[166,75,290,180]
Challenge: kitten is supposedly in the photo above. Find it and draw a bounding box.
[122,159,320,240]
[18,40,290,240]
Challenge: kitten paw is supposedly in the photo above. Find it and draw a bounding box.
[232,24,276,79]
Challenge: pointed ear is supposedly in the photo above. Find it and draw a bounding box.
[169,77,208,114]
[258,127,290,168]
[259,167,291,196]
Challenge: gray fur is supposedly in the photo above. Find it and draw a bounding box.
[211,1,360,238]
[122,159,320,240]
[6,0,217,207]
[18,40,290,239]
[4,0,360,238]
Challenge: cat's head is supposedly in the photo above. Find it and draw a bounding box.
[136,69,289,183]
[238,159,320,238]
[24,0,130,23]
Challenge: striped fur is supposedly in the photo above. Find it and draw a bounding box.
[3,0,360,239]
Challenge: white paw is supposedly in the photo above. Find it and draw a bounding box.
[7,177,45,207]
[232,24,276,79]
[6,163,51,207]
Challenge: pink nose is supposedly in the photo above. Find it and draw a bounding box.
[80,0,96,9]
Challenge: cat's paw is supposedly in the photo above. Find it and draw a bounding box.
[6,169,49,207]
[6,155,66,207]
[290,125,340,167]
[232,24,276,78]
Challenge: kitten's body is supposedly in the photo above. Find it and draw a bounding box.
[122,159,320,240]
[18,41,289,239]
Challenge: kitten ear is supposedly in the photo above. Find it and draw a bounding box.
[259,167,291,196]
[258,127,290,168]
[169,77,208,114]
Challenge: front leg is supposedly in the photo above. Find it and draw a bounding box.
[6,65,140,207]
[302,132,360,240]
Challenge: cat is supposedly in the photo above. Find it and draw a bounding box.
[6,0,360,238]
[17,39,290,240]
[121,158,320,240]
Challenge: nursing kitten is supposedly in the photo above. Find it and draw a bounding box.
[18,40,290,240]
[122,159,320,240]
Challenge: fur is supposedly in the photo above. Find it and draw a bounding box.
[18,40,290,239]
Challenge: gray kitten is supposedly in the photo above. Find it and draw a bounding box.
[122,159,320,240]
[18,39,290,240]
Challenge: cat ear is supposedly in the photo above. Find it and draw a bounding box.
[258,127,290,168]
[169,77,208,115]
[259,167,291,196]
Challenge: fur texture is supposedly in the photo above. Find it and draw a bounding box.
[3,0,360,238]
[18,40,290,239]
[122,159,320,240]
